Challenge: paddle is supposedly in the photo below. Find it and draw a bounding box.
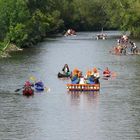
[29,76,37,83]
[15,87,24,92]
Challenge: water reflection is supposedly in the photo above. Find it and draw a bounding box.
[68,91,99,107]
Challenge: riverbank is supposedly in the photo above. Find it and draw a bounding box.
[0,42,23,58]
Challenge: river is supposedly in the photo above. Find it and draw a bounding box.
[0,31,140,140]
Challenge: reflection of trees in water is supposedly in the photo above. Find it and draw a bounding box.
[67,91,80,99]
[84,91,99,102]
[67,91,100,106]
[67,91,81,106]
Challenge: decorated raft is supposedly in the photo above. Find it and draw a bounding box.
[66,84,100,91]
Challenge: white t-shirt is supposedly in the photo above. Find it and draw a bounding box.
[79,78,85,84]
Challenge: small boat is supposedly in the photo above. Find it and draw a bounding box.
[66,83,100,91]
[23,88,34,96]
[58,72,71,78]
[96,34,107,40]
[103,74,111,77]
[35,86,44,91]
[102,74,111,80]
[34,81,44,91]
[64,29,76,36]
[96,28,107,40]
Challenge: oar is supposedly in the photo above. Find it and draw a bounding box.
[15,87,24,92]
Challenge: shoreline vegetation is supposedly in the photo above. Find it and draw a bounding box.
[0,0,140,58]
[0,42,23,58]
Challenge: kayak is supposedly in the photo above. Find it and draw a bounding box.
[103,73,111,77]
[58,72,71,78]
[66,83,100,91]
[35,86,44,91]
[34,81,44,91]
[23,88,34,96]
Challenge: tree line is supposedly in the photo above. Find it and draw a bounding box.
[0,0,140,49]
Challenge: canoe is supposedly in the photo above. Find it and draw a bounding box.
[23,88,34,96]
[66,83,100,91]
[58,72,71,78]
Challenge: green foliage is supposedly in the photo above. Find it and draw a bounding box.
[0,42,4,51]
[0,0,140,47]
[6,24,28,47]
[0,0,30,45]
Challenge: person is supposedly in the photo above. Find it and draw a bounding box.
[130,41,137,54]
[122,35,128,43]
[78,71,82,78]
[64,29,70,36]
[71,68,80,84]
[62,64,70,75]
[71,29,76,35]
[35,81,44,88]
[24,81,32,87]
[117,39,121,45]
[79,77,85,84]
[34,80,44,91]
[67,29,71,35]
[78,71,85,84]
[113,46,120,55]
[103,67,111,77]
[24,81,33,90]
[92,67,100,84]
[85,70,95,84]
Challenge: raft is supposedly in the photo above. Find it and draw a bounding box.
[66,84,100,91]
[23,88,34,96]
